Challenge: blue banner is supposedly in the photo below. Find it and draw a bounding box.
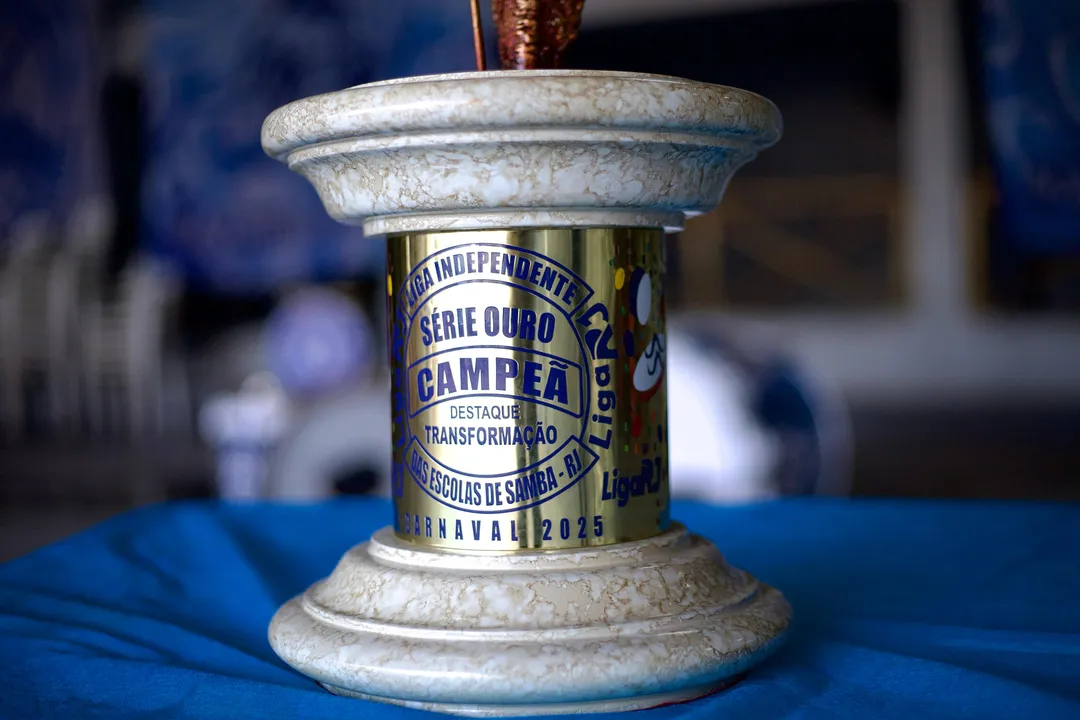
[141,0,476,292]
[980,0,1080,254]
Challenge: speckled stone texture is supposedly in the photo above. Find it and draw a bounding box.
[261,70,781,234]
[269,526,790,716]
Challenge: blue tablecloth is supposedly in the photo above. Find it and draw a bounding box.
[2,499,1079,719]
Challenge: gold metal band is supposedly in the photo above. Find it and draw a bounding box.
[386,228,670,551]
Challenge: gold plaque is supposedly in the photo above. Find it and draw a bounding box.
[387,228,670,550]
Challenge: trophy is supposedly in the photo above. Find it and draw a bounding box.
[263,1,789,714]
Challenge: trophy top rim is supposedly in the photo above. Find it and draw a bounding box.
[349,68,769,96]
[262,68,782,162]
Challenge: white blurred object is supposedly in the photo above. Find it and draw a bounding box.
[667,330,781,502]
[668,317,853,503]
[259,285,385,499]
[200,372,291,500]
[269,381,390,500]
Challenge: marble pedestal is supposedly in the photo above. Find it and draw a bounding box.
[270,525,789,716]
[262,70,789,715]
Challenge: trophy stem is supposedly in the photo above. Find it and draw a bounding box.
[386,228,670,552]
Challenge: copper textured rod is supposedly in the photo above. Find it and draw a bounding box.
[470,0,487,71]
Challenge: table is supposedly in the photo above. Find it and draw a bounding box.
[2,498,1078,719]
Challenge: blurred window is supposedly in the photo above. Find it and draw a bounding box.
[571,1,903,310]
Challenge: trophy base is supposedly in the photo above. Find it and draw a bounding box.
[269,525,790,717]
[320,677,742,716]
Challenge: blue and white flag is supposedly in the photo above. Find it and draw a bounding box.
[980,0,1080,254]
[141,0,476,292]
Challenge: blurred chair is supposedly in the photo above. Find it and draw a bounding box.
[82,254,180,439]
[0,201,117,440]
[47,197,116,434]
[0,214,57,440]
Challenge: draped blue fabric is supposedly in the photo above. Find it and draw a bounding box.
[140,0,475,291]
[0,1,103,242]
[979,0,1080,254]
[2,498,1079,719]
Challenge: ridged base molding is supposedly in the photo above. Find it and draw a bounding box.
[268,526,791,717]
[320,678,742,716]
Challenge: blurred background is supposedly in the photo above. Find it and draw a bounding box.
[2,0,1078,561]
